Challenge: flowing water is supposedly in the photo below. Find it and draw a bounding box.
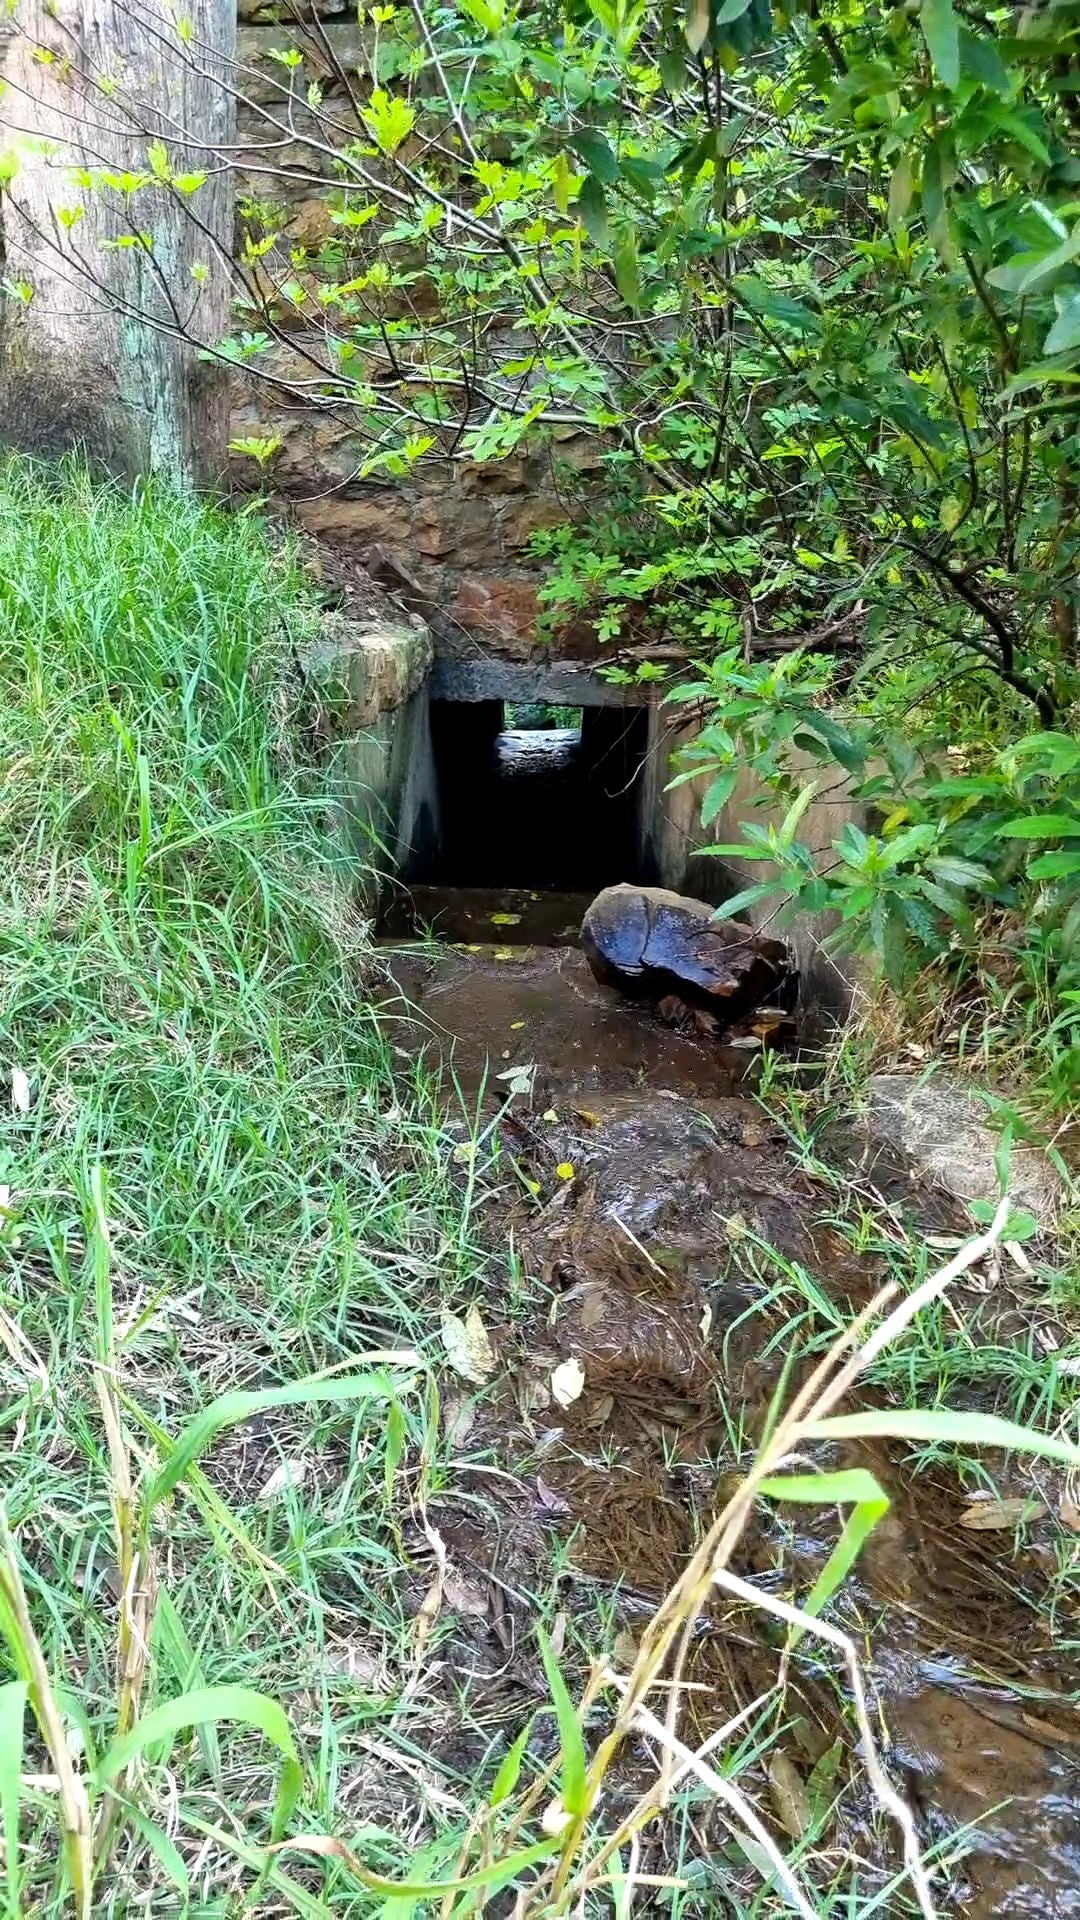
[379,886,1080,1917]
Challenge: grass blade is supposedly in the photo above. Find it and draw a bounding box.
[806,1408,1080,1466]
[759,1469,891,1626]
[0,1683,27,1920]
[537,1626,587,1817]
[145,1371,410,1512]
[95,1684,302,1842]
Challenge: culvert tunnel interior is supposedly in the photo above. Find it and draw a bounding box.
[410,698,653,893]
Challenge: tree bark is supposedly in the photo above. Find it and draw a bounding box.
[0,0,235,483]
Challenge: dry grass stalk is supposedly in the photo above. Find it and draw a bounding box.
[494,1198,1013,1919]
[0,1509,93,1918]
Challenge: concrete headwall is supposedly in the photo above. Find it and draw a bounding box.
[302,604,436,904]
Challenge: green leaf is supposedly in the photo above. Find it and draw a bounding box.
[1045,292,1080,355]
[0,1683,27,1920]
[709,882,782,918]
[1027,851,1080,879]
[96,1685,302,1842]
[1016,229,1080,294]
[921,0,959,88]
[807,1409,1080,1469]
[927,856,993,888]
[126,1809,190,1895]
[732,274,822,335]
[457,0,505,31]
[153,1588,221,1783]
[614,226,641,309]
[759,1470,890,1629]
[701,769,738,828]
[921,135,953,261]
[570,130,618,184]
[714,0,751,22]
[362,90,417,156]
[959,29,1011,93]
[779,781,818,847]
[537,1625,587,1816]
[577,174,609,246]
[490,1719,533,1807]
[998,814,1080,840]
[145,1371,401,1511]
[996,111,1051,166]
[887,153,913,230]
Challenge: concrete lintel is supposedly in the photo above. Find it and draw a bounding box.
[430,657,648,708]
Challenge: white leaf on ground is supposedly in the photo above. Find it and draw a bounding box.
[440,1304,496,1384]
[496,1062,536,1098]
[550,1356,585,1408]
[11,1070,30,1115]
[958,1495,1046,1530]
[258,1457,308,1503]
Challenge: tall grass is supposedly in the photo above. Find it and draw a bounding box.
[0,459,495,1909]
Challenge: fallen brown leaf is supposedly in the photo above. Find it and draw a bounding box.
[958,1496,1047,1531]
[768,1750,812,1840]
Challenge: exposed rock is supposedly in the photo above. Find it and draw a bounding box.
[863,1073,1062,1226]
[581,884,793,1022]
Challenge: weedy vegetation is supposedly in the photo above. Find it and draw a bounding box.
[0,459,1078,1915]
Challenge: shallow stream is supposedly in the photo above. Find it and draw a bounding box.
[379,886,1080,1918]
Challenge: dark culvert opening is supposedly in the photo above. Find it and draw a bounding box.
[426,697,650,890]
[381,693,655,945]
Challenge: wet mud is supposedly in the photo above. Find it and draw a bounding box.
[378,896,1080,1918]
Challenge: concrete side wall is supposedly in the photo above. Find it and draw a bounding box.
[303,606,437,908]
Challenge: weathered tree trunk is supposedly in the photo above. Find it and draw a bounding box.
[0,0,235,483]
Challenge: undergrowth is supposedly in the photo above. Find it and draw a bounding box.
[0,458,501,1910]
[1,459,1078,1918]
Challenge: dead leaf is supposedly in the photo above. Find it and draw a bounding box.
[768,1751,812,1840]
[10,1070,30,1116]
[258,1457,308,1503]
[548,1609,568,1658]
[490,912,522,926]
[1020,1711,1080,1747]
[613,1627,639,1669]
[320,1641,389,1691]
[550,1356,586,1408]
[585,1392,614,1429]
[516,1364,552,1416]
[412,1523,448,1658]
[442,1393,476,1448]
[572,1107,602,1128]
[684,0,710,55]
[1059,1499,1080,1532]
[496,1062,536,1098]
[541,1797,572,1837]
[958,1496,1047,1531]
[536,1478,571,1515]
[444,1572,489,1619]
[440,1305,496,1385]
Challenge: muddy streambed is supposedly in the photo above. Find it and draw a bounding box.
[379,890,1080,1918]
